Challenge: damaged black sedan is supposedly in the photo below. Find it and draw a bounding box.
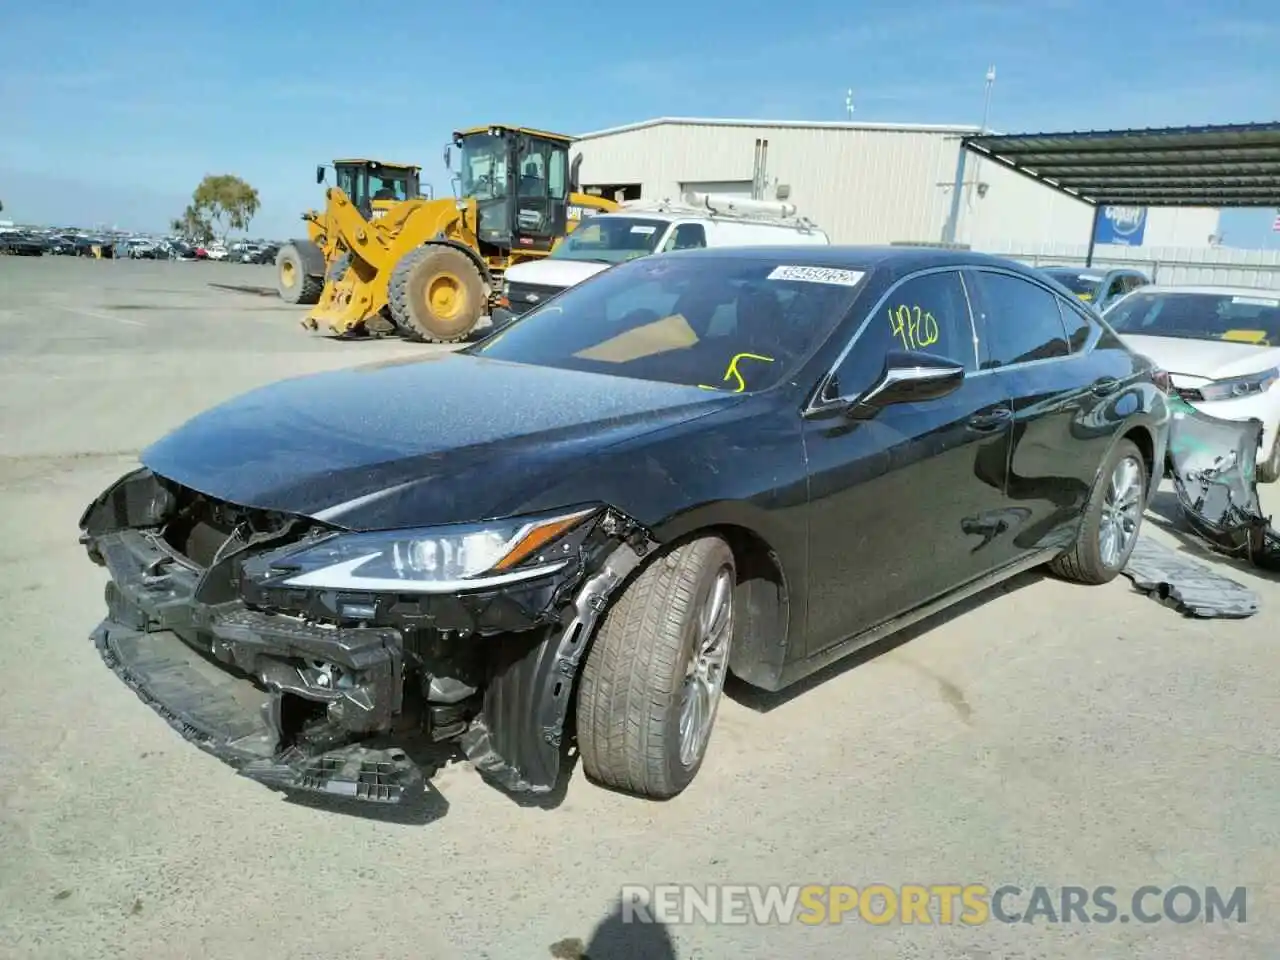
[81,245,1171,805]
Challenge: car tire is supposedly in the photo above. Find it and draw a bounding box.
[1049,437,1148,585]
[1256,436,1280,484]
[576,535,736,799]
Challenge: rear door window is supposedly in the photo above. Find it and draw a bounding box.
[971,270,1070,369]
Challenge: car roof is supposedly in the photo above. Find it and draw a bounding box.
[1128,284,1280,297]
[658,244,1037,275]
[1041,265,1145,277]
[592,209,815,228]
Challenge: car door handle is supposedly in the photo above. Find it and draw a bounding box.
[966,409,1012,432]
[1092,376,1121,396]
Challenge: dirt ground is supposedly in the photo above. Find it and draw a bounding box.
[0,257,1276,959]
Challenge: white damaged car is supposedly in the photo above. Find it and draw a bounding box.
[1104,284,1280,480]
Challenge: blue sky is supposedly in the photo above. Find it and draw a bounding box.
[2,0,1278,246]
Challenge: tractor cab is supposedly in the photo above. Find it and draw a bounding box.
[316,159,427,220]
[446,125,580,254]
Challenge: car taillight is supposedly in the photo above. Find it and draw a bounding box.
[1151,368,1172,393]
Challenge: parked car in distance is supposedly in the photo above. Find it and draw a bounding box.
[46,234,79,255]
[1040,266,1150,311]
[0,231,47,255]
[1103,284,1280,481]
[495,192,830,326]
[236,242,279,264]
[80,245,1170,808]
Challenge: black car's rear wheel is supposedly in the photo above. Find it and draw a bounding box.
[1049,437,1147,584]
[576,535,735,799]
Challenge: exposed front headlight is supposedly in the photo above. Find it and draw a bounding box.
[250,506,599,593]
[1198,367,1280,402]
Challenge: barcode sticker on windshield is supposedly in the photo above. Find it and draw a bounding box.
[768,265,865,286]
[1232,296,1280,307]
[630,225,657,234]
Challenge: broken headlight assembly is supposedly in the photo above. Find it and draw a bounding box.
[1198,367,1280,401]
[245,506,600,593]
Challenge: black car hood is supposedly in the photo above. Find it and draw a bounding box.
[141,352,740,529]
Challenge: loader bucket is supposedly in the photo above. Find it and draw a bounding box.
[304,261,384,336]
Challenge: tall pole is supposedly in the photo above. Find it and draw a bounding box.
[964,64,996,239]
[845,89,854,121]
[980,64,996,133]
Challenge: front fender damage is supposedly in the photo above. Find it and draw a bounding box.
[460,514,659,794]
[81,466,661,804]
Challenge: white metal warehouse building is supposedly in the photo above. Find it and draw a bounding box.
[571,117,1221,252]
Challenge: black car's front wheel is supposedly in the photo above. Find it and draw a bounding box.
[577,535,736,799]
[1050,437,1148,584]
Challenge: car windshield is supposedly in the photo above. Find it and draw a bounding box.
[1042,269,1104,300]
[1104,291,1280,345]
[549,217,670,264]
[467,255,867,391]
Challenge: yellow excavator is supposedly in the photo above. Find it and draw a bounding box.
[277,125,620,343]
[276,158,428,306]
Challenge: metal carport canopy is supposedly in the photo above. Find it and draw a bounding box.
[953,121,1280,264]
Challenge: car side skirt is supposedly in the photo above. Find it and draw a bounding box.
[767,547,1062,691]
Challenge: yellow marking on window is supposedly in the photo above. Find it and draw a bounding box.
[698,352,775,393]
[888,304,940,351]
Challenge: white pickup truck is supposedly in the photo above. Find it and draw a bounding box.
[493,193,830,326]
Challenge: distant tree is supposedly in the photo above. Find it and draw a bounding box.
[170,204,214,244]
[190,174,260,244]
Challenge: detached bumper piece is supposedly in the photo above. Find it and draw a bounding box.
[1121,538,1259,618]
[94,621,424,803]
[1168,403,1280,570]
[90,524,428,805]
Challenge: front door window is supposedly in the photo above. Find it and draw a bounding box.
[802,269,1011,656]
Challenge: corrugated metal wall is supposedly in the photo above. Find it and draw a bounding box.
[989,242,1280,290]
[575,122,962,244]
[573,120,1221,249]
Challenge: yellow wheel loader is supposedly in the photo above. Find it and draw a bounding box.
[294,125,619,342]
[276,159,428,306]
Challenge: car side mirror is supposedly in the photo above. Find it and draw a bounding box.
[844,350,966,419]
[316,165,326,184]
[443,146,452,170]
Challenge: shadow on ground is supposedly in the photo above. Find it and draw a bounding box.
[550,898,680,960]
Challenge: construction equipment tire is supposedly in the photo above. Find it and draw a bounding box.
[276,243,323,305]
[388,245,486,343]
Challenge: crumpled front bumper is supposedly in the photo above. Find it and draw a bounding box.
[90,526,427,804]
[1168,399,1280,568]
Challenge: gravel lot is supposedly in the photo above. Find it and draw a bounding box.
[1,257,1277,959]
